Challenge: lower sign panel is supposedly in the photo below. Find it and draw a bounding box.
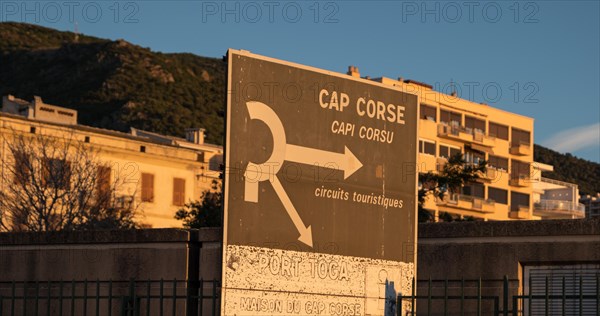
[223,245,415,315]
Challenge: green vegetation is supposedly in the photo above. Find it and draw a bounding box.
[534,145,600,195]
[1,22,598,195]
[0,22,226,144]
[175,180,222,228]
[418,154,487,222]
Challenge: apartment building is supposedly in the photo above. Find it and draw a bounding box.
[580,194,600,218]
[346,67,577,221]
[0,95,222,228]
[531,163,585,219]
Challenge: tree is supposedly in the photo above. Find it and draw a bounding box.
[0,129,139,232]
[418,153,487,222]
[175,180,222,228]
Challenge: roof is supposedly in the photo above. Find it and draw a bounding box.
[0,111,222,153]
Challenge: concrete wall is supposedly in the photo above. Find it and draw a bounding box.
[418,218,600,280]
[1,219,598,283]
[417,218,600,314]
[0,228,222,282]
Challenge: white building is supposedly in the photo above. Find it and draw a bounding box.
[1,95,222,228]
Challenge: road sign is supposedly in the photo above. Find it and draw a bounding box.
[222,49,419,315]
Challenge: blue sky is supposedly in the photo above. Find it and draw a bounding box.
[2,0,599,162]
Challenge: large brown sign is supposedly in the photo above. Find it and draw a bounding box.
[222,49,418,315]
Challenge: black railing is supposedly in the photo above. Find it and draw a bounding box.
[398,275,600,316]
[0,279,220,316]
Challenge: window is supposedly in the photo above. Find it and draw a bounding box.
[488,187,508,204]
[464,149,485,165]
[140,146,146,153]
[173,178,186,206]
[42,158,71,189]
[141,173,154,202]
[511,191,529,211]
[439,144,461,159]
[465,116,486,133]
[420,104,437,121]
[512,128,531,146]
[488,122,508,140]
[97,166,111,203]
[488,155,509,171]
[462,182,485,198]
[440,109,461,126]
[13,152,31,185]
[419,139,436,155]
[511,160,530,179]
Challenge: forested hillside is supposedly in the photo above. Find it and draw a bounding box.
[0,22,225,144]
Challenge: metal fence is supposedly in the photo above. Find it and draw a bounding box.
[0,279,220,316]
[2,275,598,315]
[398,275,600,316]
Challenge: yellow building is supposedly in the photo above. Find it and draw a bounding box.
[1,95,222,228]
[347,67,569,221]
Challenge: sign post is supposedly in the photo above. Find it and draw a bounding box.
[222,49,419,315]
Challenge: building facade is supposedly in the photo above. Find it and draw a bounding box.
[1,95,222,228]
[531,162,585,219]
[345,67,580,221]
[580,194,600,219]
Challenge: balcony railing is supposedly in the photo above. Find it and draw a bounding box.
[510,141,531,156]
[438,124,495,147]
[509,174,531,187]
[533,200,586,219]
[477,168,501,182]
[438,194,495,213]
[509,205,530,219]
[435,158,447,172]
[540,177,578,189]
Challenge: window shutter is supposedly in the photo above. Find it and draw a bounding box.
[173,178,185,206]
[142,173,154,202]
[525,264,600,315]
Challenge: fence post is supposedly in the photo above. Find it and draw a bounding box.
[545,276,548,316]
[186,231,200,316]
[579,276,583,316]
[23,280,27,316]
[528,274,532,316]
[596,274,599,316]
[212,280,218,316]
[427,277,432,316]
[562,276,566,316]
[477,278,482,316]
[47,280,52,316]
[397,292,403,316]
[503,275,508,316]
[460,278,464,316]
[11,281,15,316]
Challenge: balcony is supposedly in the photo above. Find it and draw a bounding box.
[472,129,496,147]
[509,174,531,187]
[436,157,447,172]
[438,124,495,148]
[477,168,500,182]
[439,194,495,213]
[510,142,531,156]
[509,205,530,219]
[534,200,586,219]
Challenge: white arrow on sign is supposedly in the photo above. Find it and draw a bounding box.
[286,144,362,180]
[244,101,363,248]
